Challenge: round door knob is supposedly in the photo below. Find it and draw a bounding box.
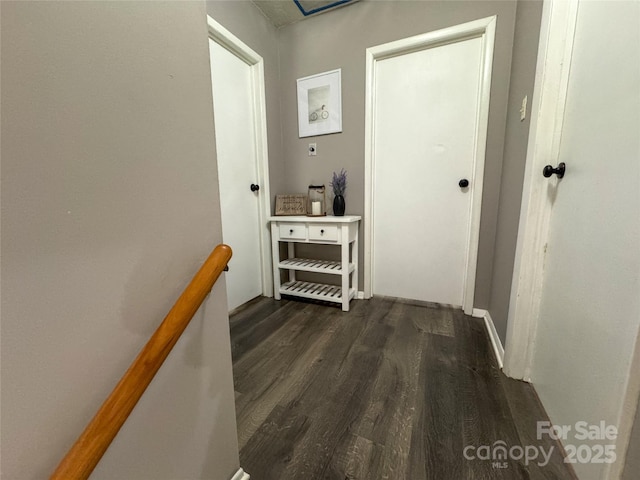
[250,183,260,192]
[543,162,566,179]
[459,179,469,188]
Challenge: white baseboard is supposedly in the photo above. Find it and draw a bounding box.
[230,467,250,480]
[472,308,505,369]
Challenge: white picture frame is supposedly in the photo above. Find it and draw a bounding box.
[297,68,342,138]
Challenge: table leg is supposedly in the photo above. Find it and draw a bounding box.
[271,225,281,300]
[352,235,359,298]
[341,225,349,311]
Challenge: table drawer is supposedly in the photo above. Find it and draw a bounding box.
[309,224,338,242]
[279,223,307,240]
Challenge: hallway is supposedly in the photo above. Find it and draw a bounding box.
[230,297,575,479]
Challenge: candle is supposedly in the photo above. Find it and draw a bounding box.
[312,201,321,216]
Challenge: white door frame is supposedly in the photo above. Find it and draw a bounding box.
[363,16,496,314]
[503,1,640,475]
[207,16,273,298]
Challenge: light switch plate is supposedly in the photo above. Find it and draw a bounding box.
[520,95,527,121]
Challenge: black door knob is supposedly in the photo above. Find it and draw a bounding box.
[250,183,260,192]
[543,162,566,179]
[459,179,469,188]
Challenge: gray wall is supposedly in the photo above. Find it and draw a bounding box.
[277,0,518,306]
[624,402,640,479]
[206,0,285,201]
[1,2,239,478]
[489,0,544,342]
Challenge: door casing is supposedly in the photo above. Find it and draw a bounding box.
[363,16,496,315]
[207,16,273,300]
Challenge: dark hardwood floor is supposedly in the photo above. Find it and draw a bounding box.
[230,296,576,480]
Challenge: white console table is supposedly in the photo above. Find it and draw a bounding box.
[269,215,360,312]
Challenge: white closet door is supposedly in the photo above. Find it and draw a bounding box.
[373,37,482,306]
[209,38,262,311]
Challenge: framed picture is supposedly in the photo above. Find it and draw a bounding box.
[275,194,308,215]
[297,69,342,138]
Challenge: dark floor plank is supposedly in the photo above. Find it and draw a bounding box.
[410,303,456,337]
[273,300,388,479]
[348,300,423,449]
[358,302,425,479]
[322,433,385,480]
[237,404,311,480]
[317,299,419,479]
[454,311,532,479]
[233,302,345,449]
[409,331,463,479]
[229,297,296,362]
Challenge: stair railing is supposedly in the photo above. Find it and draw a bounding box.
[51,244,232,480]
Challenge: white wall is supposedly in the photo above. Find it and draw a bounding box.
[1,1,239,478]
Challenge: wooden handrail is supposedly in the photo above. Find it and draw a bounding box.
[51,244,232,480]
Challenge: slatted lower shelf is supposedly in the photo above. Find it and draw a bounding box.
[279,258,355,275]
[280,281,356,304]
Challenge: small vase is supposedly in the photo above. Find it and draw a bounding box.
[333,194,345,216]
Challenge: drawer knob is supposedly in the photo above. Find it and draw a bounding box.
[290,229,294,234]
[320,229,324,234]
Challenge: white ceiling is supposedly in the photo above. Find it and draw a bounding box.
[251,0,361,28]
[252,1,302,27]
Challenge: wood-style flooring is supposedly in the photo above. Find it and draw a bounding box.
[230,296,576,480]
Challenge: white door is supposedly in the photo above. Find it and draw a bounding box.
[372,36,483,307]
[506,1,640,478]
[209,38,263,312]
[525,2,639,479]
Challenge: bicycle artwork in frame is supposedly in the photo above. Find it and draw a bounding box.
[297,68,342,138]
